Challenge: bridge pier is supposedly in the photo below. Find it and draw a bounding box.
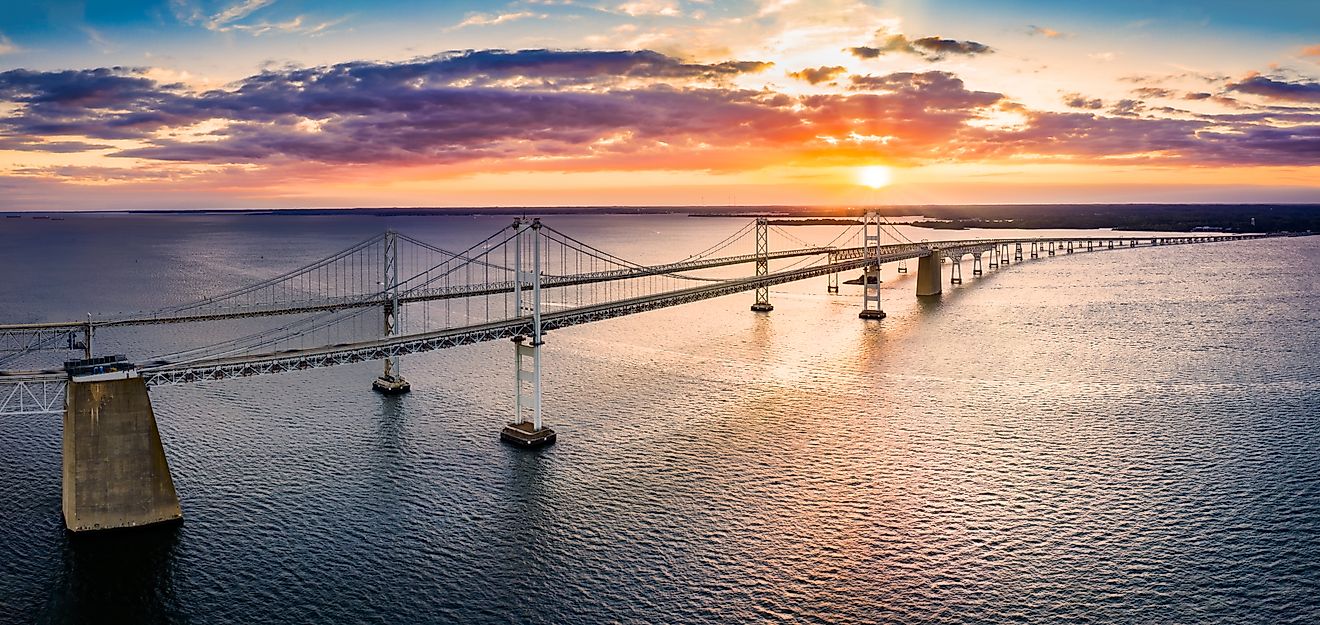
[989,248,999,269]
[897,259,907,274]
[1048,241,1056,256]
[916,251,943,296]
[63,376,182,532]
[950,255,962,284]
[1030,242,1038,259]
[972,252,983,276]
[1014,243,1023,262]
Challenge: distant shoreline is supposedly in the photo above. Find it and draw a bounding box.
[2,204,1318,234]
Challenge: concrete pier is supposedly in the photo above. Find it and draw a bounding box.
[63,377,182,532]
[372,375,411,394]
[916,252,943,296]
[500,422,557,447]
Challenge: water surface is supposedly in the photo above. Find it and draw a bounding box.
[2,213,1318,624]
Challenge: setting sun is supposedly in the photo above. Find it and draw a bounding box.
[858,166,893,189]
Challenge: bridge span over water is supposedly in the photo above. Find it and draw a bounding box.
[0,214,1283,531]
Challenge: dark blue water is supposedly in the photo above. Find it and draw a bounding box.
[2,213,1319,624]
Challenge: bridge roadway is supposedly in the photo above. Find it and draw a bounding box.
[0,232,1262,387]
[0,234,1255,339]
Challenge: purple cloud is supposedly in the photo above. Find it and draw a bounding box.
[1227,75,1320,103]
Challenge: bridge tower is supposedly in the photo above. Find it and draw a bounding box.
[827,250,840,294]
[859,212,886,319]
[750,218,774,312]
[373,230,410,394]
[503,218,556,447]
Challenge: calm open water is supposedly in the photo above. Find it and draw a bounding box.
[2,213,1319,624]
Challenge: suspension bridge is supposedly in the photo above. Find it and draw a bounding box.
[0,213,1282,532]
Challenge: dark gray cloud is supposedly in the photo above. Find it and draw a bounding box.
[1132,87,1176,98]
[847,33,993,61]
[1228,75,1320,103]
[1064,93,1104,109]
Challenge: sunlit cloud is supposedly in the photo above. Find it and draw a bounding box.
[450,11,548,30]
[1025,25,1065,38]
[0,32,19,55]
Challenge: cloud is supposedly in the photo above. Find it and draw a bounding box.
[1303,44,1320,59]
[1131,87,1175,99]
[1184,92,1212,100]
[204,0,276,31]
[1025,25,1064,38]
[788,65,846,85]
[1109,99,1143,116]
[226,15,346,36]
[1227,74,1320,103]
[451,11,546,30]
[847,33,993,62]
[1089,52,1116,62]
[0,32,19,55]
[611,1,682,17]
[1063,93,1103,109]
[2,48,1317,182]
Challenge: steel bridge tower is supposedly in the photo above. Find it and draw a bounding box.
[750,217,774,312]
[502,218,556,447]
[373,230,410,394]
[859,212,886,320]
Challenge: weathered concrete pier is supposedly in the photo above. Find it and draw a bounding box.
[63,376,181,532]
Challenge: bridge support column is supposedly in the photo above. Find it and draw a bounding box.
[750,217,773,312]
[503,219,555,448]
[858,213,885,319]
[373,230,410,394]
[897,259,907,274]
[1014,243,1023,262]
[1048,241,1056,256]
[989,248,999,269]
[1030,242,1038,259]
[950,255,962,284]
[63,376,182,532]
[1067,241,1074,254]
[972,252,983,276]
[916,251,943,296]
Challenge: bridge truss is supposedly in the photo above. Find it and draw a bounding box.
[0,214,1279,416]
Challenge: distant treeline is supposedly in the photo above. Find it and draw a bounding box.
[904,204,1319,233]
[693,204,1319,233]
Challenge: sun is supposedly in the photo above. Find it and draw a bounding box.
[857,165,893,189]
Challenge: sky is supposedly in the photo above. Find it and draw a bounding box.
[0,0,1317,210]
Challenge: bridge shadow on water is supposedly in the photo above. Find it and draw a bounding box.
[46,524,183,624]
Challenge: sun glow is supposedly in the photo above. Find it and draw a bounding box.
[858,165,892,189]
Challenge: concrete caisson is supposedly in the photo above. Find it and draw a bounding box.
[63,377,182,532]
